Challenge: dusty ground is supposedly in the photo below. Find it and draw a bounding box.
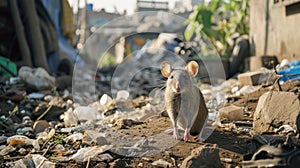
[1,80,300,167]
[45,117,249,168]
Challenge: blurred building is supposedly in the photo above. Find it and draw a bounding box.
[136,0,169,12]
[250,0,300,61]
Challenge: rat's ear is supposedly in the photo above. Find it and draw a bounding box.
[186,61,198,77]
[161,61,172,78]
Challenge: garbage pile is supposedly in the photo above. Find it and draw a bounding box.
[0,58,300,167]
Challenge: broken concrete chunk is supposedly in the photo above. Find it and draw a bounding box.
[13,154,55,168]
[180,145,221,168]
[253,91,300,134]
[219,105,244,121]
[237,71,267,86]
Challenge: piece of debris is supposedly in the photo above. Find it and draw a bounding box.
[237,70,270,86]
[114,118,143,129]
[180,145,221,168]
[12,154,55,168]
[253,91,300,134]
[33,120,50,135]
[219,105,244,121]
[68,145,112,162]
[18,66,56,90]
[152,159,172,168]
[243,145,286,168]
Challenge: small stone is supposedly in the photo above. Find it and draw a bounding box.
[238,71,266,86]
[219,105,244,121]
[100,94,113,106]
[63,133,84,144]
[0,145,16,156]
[152,159,172,168]
[22,116,32,126]
[18,148,27,155]
[114,118,142,129]
[13,154,55,167]
[180,145,221,168]
[44,95,54,102]
[33,120,50,135]
[94,162,108,168]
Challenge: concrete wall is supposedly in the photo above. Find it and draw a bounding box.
[250,0,300,61]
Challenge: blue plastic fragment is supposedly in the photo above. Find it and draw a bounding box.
[277,60,300,82]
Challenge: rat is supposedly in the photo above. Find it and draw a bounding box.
[161,61,208,141]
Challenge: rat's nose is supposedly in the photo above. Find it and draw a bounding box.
[175,82,180,90]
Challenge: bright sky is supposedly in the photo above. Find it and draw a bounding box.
[68,0,177,15]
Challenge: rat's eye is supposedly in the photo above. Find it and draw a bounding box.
[170,75,174,79]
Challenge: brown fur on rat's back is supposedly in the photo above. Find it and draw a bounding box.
[190,89,208,135]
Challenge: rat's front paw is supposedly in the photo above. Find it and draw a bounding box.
[173,128,180,140]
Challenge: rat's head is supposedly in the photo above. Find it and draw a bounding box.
[161,61,199,93]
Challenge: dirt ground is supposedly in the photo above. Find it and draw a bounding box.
[1,80,300,167]
[48,116,249,168]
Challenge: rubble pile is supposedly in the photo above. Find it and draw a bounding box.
[0,59,300,167]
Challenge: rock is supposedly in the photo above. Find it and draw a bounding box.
[152,159,172,168]
[99,94,113,111]
[13,154,55,168]
[219,105,244,121]
[63,133,84,144]
[180,145,221,168]
[253,91,300,134]
[82,130,107,146]
[237,71,267,86]
[94,162,108,168]
[33,120,50,135]
[114,118,143,129]
[0,145,16,156]
[100,94,113,106]
[69,145,112,162]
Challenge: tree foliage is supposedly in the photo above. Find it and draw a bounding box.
[184,0,249,57]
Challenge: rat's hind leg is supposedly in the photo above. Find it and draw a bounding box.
[173,123,180,140]
[165,120,180,140]
[183,127,191,141]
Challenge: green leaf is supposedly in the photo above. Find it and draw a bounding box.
[184,23,196,41]
[211,0,221,12]
[201,10,213,29]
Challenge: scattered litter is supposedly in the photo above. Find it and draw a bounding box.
[18,66,56,90]
[274,125,296,135]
